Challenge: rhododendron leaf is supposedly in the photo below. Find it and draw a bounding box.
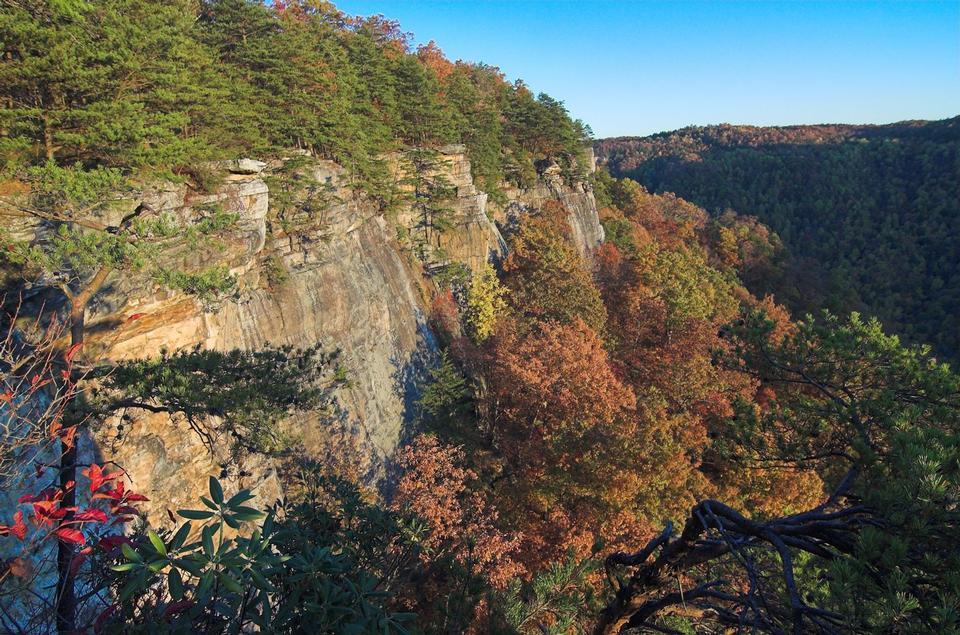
[172,557,204,577]
[208,477,223,505]
[65,342,83,362]
[217,571,242,593]
[226,490,255,507]
[170,522,192,550]
[162,599,194,619]
[248,567,276,593]
[178,509,214,520]
[168,567,185,600]
[148,530,167,556]
[74,509,108,523]
[201,525,215,558]
[121,543,142,562]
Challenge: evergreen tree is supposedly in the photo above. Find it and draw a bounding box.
[0,0,221,171]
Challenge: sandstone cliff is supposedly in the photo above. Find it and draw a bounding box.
[8,148,603,523]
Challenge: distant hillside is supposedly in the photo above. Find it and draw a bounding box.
[596,117,960,361]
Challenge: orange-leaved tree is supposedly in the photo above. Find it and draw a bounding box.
[501,201,606,333]
[481,318,636,565]
[391,434,524,631]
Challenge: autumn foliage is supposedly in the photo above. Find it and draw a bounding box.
[392,435,524,589]
[467,184,823,578]
[0,462,146,632]
[501,201,607,333]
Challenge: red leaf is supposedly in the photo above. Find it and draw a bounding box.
[83,464,104,493]
[98,534,133,552]
[162,600,195,620]
[110,506,140,517]
[54,527,86,545]
[11,511,27,540]
[65,342,83,363]
[73,509,108,523]
[0,390,12,403]
[93,480,126,502]
[7,557,31,579]
[126,313,147,322]
[69,551,88,577]
[83,464,123,494]
[34,502,76,525]
[59,425,78,450]
[0,511,26,540]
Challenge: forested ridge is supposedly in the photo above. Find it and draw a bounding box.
[596,118,960,361]
[0,0,591,202]
[1,1,960,634]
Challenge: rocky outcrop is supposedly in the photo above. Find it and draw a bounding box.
[392,144,507,272]
[87,161,438,500]
[5,147,603,521]
[490,159,604,262]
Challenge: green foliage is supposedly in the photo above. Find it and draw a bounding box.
[417,350,471,429]
[24,162,125,213]
[827,424,960,632]
[644,246,737,329]
[105,344,347,457]
[2,0,591,201]
[154,266,236,304]
[599,216,638,258]
[2,164,244,312]
[503,204,607,333]
[716,309,960,631]
[599,119,960,361]
[262,156,338,235]
[402,148,457,262]
[444,64,508,195]
[589,167,616,209]
[262,254,290,289]
[12,224,139,283]
[0,0,221,171]
[430,262,470,288]
[726,309,960,468]
[501,552,601,634]
[503,86,591,185]
[393,54,456,146]
[105,475,420,634]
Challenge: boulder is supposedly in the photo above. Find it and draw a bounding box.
[229,158,267,175]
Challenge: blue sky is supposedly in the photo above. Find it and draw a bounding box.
[334,1,960,137]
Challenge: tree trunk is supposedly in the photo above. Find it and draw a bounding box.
[54,303,82,634]
[55,265,110,634]
[43,113,55,162]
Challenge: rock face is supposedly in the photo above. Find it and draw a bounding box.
[15,148,603,520]
[491,160,604,263]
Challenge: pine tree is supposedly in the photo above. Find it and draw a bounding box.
[0,0,221,171]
